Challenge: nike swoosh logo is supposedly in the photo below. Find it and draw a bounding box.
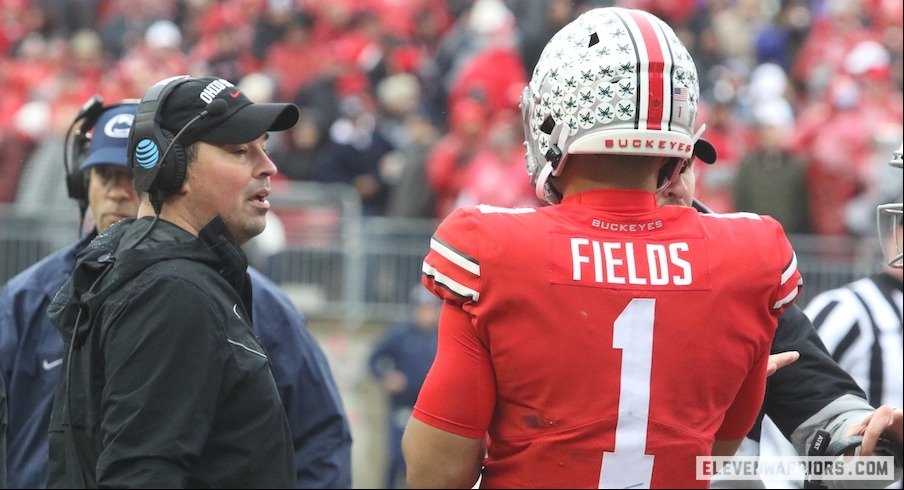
[233,304,242,320]
[43,358,63,370]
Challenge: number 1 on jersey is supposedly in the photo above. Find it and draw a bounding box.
[599,298,656,488]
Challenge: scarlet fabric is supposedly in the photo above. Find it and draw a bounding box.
[448,48,527,117]
[263,38,331,101]
[425,136,472,219]
[415,189,801,488]
[452,147,538,210]
[790,103,888,236]
[425,99,487,218]
[359,0,451,40]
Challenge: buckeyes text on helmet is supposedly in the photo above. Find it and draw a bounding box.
[521,7,701,204]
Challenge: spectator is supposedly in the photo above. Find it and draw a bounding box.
[196,24,253,84]
[840,41,904,237]
[271,111,337,182]
[734,97,811,234]
[386,111,439,219]
[752,0,810,71]
[425,97,486,219]
[791,74,875,236]
[321,93,395,216]
[14,102,83,225]
[375,72,421,150]
[251,0,296,61]
[98,0,176,59]
[0,101,48,204]
[516,0,576,75]
[368,286,441,489]
[452,111,540,210]
[263,10,329,101]
[114,19,190,99]
[691,99,749,213]
[446,0,526,118]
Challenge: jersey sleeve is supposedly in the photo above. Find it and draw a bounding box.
[767,217,803,316]
[718,218,803,439]
[411,297,495,439]
[421,208,481,306]
[716,343,769,440]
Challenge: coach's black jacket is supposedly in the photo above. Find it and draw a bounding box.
[46,216,294,489]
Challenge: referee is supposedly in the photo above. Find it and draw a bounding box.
[807,152,902,410]
[806,261,902,409]
[806,148,903,488]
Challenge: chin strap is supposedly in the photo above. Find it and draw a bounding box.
[534,162,556,202]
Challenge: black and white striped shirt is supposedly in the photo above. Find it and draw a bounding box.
[806,272,903,410]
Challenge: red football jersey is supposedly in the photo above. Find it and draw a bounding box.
[414,189,802,488]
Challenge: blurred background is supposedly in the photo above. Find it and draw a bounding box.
[0,0,901,487]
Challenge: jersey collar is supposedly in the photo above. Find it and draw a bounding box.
[561,189,658,213]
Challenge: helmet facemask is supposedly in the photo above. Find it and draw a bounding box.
[877,145,903,269]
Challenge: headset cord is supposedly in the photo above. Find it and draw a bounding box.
[63,260,112,487]
[128,214,160,252]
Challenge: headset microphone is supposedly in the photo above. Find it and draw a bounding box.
[129,97,231,251]
[137,97,229,215]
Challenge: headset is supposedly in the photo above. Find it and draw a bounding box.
[64,95,106,203]
[129,75,192,201]
[129,75,228,214]
[63,95,135,223]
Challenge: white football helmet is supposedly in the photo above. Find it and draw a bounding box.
[521,7,703,204]
[877,144,902,268]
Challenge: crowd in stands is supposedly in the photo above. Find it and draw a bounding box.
[1,0,902,238]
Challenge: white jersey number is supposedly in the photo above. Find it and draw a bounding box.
[599,298,656,488]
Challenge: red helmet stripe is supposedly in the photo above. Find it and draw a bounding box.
[626,10,668,131]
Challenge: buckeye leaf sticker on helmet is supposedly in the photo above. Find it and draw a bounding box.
[521,7,701,203]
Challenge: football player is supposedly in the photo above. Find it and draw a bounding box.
[402,7,802,488]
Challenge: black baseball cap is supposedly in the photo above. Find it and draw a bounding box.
[160,77,299,145]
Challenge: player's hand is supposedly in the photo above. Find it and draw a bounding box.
[844,405,903,456]
[767,351,800,377]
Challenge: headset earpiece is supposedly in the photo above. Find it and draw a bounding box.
[130,75,191,195]
[64,95,106,203]
[156,127,188,193]
[65,163,88,203]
